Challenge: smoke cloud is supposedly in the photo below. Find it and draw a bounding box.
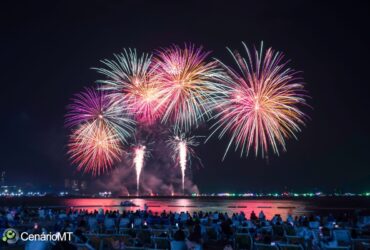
[93,125,200,195]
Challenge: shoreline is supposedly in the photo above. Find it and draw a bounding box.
[1,195,370,200]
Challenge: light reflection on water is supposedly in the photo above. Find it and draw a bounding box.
[3,197,368,220]
[64,198,308,219]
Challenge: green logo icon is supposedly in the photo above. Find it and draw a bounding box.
[2,228,19,244]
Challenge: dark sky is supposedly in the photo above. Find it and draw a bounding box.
[1,1,369,193]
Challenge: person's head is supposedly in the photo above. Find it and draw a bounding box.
[78,220,87,229]
[173,228,185,241]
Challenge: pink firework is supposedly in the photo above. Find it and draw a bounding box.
[209,42,308,159]
[153,44,226,131]
[95,49,164,125]
[65,87,135,143]
[65,87,134,174]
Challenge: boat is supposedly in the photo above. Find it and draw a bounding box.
[120,200,137,207]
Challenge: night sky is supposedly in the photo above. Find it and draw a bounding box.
[1,1,369,193]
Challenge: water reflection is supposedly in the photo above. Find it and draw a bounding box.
[2,197,368,220]
[64,198,308,219]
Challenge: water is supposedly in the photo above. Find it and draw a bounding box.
[1,197,369,220]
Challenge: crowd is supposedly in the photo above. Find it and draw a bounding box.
[0,205,369,250]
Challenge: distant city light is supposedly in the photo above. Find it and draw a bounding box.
[0,185,369,198]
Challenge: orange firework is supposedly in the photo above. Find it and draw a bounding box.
[68,122,123,175]
[65,88,133,175]
[153,44,226,131]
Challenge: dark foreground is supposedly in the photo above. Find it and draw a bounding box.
[1,197,370,249]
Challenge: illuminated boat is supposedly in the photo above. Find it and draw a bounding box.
[120,200,136,207]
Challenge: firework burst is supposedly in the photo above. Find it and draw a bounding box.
[66,87,134,174]
[209,42,307,159]
[65,87,135,143]
[95,49,164,125]
[68,122,123,175]
[153,44,226,131]
[167,131,202,193]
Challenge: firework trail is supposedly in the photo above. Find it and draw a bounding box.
[167,132,201,193]
[208,42,308,159]
[153,44,227,131]
[94,49,164,125]
[178,141,187,193]
[65,87,134,174]
[68,122,123,175]
[133,145,146,195]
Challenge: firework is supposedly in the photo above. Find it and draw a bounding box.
[153,44,226,131]
[66,87,134,174]
[65,87,135,143]
[167,132,201,193]
[208,42,307,159]
[68,122,123,175]
[95,49,164,124]
[133,145,146,195]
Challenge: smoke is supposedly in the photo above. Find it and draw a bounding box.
[93,124,199,195]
